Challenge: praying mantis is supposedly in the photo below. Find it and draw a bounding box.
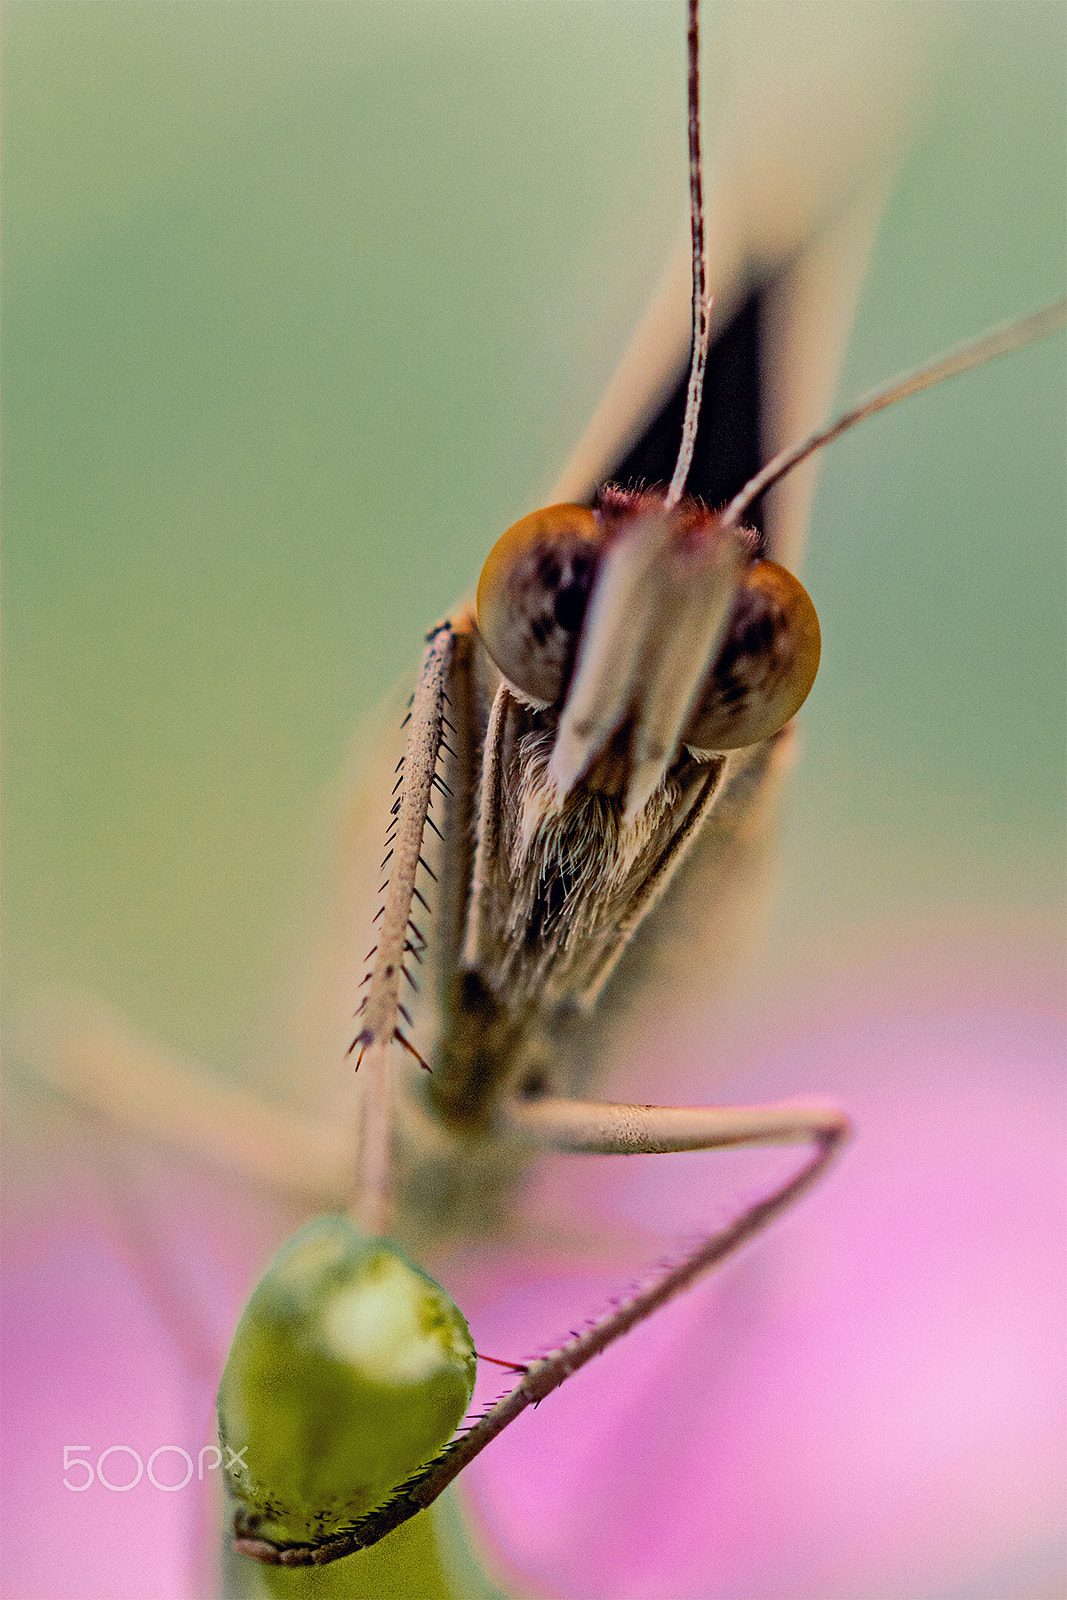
[4,4,1064,1598]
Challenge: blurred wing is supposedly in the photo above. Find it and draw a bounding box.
[542,35,932,1084]
[550,3,947,568]
[552,198,895,575]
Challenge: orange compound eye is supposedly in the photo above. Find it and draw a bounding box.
[475,503,606,704]
[684,560,821,751]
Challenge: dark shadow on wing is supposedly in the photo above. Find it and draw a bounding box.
[603,283,767,545]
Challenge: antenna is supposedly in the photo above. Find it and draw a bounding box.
[665,0,711,511]
[659,1,1065,528]
[722,297,1066,530]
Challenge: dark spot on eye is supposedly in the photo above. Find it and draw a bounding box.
[553,580,585,634]
[552,554,594,634]
[520,1072,548,1099]
[535,552,562,591]
[739,613,776,656]
[710,635,743,678]
[529,614,553,647]
[717,676,748,709]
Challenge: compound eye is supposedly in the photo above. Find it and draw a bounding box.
[684,560,821,751]
[476,503,604,703]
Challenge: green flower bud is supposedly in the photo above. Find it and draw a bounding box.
[217,1215,477,1547]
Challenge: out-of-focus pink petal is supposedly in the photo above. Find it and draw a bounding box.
[3,929,1062,1600]
[1,1102,297,1600]
[452,931,1065,1600]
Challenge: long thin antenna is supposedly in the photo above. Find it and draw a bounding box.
[665,0,710,511]
[721,296,1067,529]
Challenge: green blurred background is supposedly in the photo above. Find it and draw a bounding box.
[2,5,1064,1593]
